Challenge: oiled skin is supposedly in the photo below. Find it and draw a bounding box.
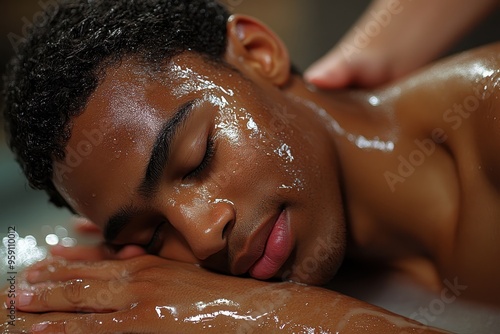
[2,257,448,333]
[316,43,500,304]
[3,15,500,334]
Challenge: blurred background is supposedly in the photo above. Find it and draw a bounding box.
[0,2,499,330]
[0,0,385,273]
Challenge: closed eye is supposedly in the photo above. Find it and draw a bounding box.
[184,136,216,179]
[144,222,166,254]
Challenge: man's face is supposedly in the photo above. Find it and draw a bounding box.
[53,53,346,285]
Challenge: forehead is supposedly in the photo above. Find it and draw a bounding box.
[52,54,236,221]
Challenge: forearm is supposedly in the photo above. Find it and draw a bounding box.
[342,0,498,77]
[6,256,450,333]
[229,281,449,333]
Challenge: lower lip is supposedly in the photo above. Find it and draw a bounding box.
[249,210,292,280]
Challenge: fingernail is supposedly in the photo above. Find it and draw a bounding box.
[32,322,49,332]
[18,291,34,307]
[304,66,324,81]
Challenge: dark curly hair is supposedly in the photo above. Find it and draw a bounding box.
[3,0,231,210]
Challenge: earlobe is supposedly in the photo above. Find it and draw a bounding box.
[225,15,291,87]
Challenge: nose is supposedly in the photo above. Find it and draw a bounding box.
[168,198,235,260]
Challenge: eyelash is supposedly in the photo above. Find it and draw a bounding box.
[145,222,165,254]
[185,136,216,179]
[144,137,215,253]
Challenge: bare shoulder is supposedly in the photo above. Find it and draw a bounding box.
[431,42,500,186]
[460,44,500,188]
[435,43,500,187]
[388,42,500,181]
[388,42,500,126]
[381,43,500,304]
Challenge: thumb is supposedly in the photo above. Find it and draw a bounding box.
[49,243,146,261]
[49,244,113,261]
[305,50,353,89]
[72,217,102,236]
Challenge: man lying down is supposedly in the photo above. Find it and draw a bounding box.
[2,0,500,332]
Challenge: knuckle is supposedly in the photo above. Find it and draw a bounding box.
[62,279,86,305]
[125,255,147,268]
[37,287,54,309]
[134,265,162,282]
[128,278,150,295]
[64,320,85,334]
[47,257,69,271]
[65,314,102,334]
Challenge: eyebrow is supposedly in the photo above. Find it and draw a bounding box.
[104,205,136,242]
[139,99,196,197]
[103,99,196,243]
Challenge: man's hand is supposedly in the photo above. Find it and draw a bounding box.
[1,256,451,333]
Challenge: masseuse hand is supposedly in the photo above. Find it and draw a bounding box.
[305,0,497,89]
[4,256,451,334]
[305,45,392,89]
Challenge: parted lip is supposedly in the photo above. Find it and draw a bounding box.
[230,210,282,275]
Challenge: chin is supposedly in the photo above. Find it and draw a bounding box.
[278,245,346,286]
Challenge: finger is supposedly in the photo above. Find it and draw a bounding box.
[304,51,353,89]
[29,312,142,334]
[31,310,217,334]
[50,244,114,261]
[16,279,131,313]
[3,313,123,334]
[0,311,84,334]
[72,217,102,236]
[0,312,38,334]
[50,243,147,262]
[115,245,147,259]
[26,255,167,284]
[25,257,129,283]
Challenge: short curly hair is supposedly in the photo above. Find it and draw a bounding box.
[3,0,230,210]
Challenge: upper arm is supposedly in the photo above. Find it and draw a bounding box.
[389,42,500,154]
[466,44,500,187]
[385,43,500,303]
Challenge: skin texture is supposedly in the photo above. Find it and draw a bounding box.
[3,14,500,333]
[52,49,346,285]
[305,0,499,88]
[2,257,449,333]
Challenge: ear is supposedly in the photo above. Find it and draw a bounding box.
[224,14,291,87]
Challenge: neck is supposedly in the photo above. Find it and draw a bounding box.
[283,76,427,264]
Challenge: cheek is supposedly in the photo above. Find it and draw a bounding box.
[254,122,310,193]
[208,100,313,199]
